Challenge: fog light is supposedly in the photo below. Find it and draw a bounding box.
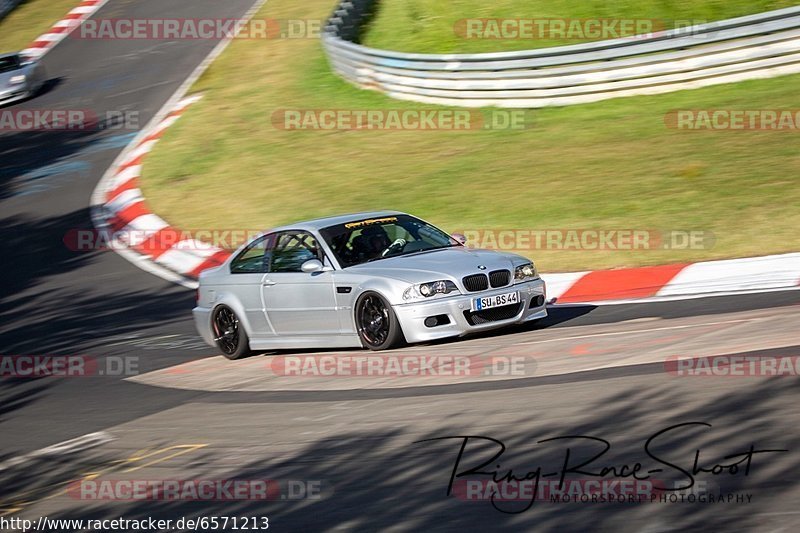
[531,295,545,308]
[424,315,451,328]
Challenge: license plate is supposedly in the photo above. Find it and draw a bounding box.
[472,291,519,311]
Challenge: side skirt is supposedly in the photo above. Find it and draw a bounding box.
[249,334,362,351]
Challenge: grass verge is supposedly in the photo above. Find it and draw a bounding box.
[141,0,800,272]
[0,0,84,53]
[363,0,800,53]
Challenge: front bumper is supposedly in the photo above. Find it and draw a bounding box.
[393,278,546,344]
[0,87,30,107]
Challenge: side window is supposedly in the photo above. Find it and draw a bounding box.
[230,235,271,274]
[271,231,321,273]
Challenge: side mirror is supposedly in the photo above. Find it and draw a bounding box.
[301,259,324,273]
[452,233,467,246]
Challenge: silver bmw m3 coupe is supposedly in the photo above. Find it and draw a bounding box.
[194,211,547,358]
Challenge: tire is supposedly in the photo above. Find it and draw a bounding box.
[355,291,405,351]
[211,305,251,360]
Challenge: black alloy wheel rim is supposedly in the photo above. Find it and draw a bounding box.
[213,306,240,355]
[358,294,390,347]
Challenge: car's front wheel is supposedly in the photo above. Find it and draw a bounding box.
[212,305,251,359]
[355,292,405,351]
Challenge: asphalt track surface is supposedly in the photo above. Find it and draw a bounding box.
[1,1,799,531]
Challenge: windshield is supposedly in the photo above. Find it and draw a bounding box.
[0,55,20,74]
[320,214,459,268]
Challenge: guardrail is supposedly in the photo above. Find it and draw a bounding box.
[322,3,800,107]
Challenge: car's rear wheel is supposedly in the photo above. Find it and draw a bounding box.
[212,305,251,360]
[355,292,405,351]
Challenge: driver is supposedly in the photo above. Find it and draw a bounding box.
[361,225,391,259]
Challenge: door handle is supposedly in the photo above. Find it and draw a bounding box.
[262,280,277,287]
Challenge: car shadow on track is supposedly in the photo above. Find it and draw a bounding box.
[35,77,65,99]
[486,303,597,334]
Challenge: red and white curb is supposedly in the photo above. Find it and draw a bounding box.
[92,98,800,302]
[20,0,109,59]
[545,253,800,304]
[93,94,232,282]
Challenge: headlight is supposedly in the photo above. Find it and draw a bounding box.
[403,280,459,300]
[9,75,26,85]
[514,262,537,282]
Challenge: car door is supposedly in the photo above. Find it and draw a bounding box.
[262,231,339,336]
[227,234,274,338]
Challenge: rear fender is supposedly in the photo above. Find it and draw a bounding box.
[210,291,255,338]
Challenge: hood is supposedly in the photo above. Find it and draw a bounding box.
[346,246,529,284]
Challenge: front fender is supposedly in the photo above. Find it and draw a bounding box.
[352,278,408,307]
